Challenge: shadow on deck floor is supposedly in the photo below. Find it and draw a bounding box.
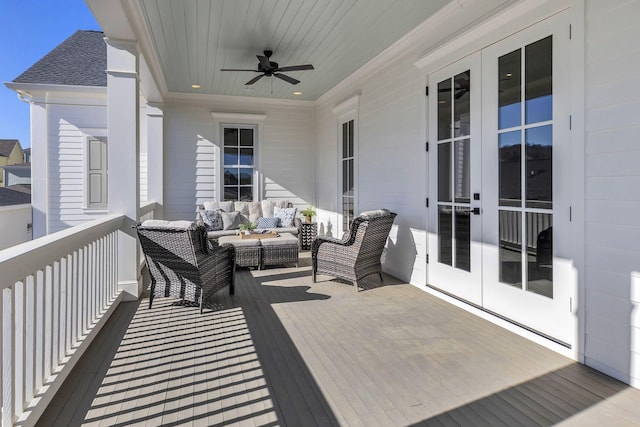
[36,255,640,426]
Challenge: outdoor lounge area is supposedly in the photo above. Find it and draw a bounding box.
[37,254,640,426]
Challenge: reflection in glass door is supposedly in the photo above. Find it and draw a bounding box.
[498,36,553,298]
[437,70,472,272]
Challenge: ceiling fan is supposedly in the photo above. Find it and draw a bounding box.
[220,50,314,85]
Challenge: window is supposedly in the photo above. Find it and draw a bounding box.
[340,119,355,232]
[86,136,108,209]
[223,125,255,201]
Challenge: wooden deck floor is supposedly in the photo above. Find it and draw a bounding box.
[38,253,640,426]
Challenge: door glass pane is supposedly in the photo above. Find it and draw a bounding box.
[224,147,238,165]
[239,148,253,166]
[438,206,452,266]
[348,159,354,194]
[455,206,471,272]
[438,79,452,140]
[224,128,238,146]
[454,71,471,137]
[527,212,553,298]
[438,142,451,202]
[499,49,521,129]
[525,36,552,124]
[525,125,552,209]
[342,197,354,231]
[240,129,253,146]
[499,131,521,207]
[454,139,470,203]
[499,210,522,287]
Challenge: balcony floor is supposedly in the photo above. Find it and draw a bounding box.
[39,253,640,426]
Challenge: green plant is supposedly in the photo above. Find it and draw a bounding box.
[239,222,257,232]
[300,206,316,217]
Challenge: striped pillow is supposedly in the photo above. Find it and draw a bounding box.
[257,217,280,229]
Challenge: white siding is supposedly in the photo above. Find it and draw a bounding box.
[46,103,107,234]
[584,0,640,386]
[163,98,315,221]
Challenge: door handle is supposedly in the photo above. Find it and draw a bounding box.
[472,207,480,215]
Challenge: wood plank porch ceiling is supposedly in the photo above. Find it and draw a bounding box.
[40,254,640,426]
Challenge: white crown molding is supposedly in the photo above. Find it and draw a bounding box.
[211,112,266,122]
[331,93,360,115]
[166,91,315,108]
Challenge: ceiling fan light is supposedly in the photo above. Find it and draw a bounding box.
[191,83,201,89]
[293,91,302,95]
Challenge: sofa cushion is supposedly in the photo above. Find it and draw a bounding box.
[274,206,297,228]
[221,211,247,230]
[203,200,234,212]
[234,201,251,217]
[200,209,223,231]
[257,217,280,229]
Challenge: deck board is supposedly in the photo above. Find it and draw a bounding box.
[37,253,640,426]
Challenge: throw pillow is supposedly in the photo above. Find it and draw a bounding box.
[274,207,297,228]
[200,209,223,231]
[257,217,280,229]
[261,200,275,218]
[221,211,247,230]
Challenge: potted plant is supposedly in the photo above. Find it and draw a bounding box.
[238,222,257,235]
[300,206,316,224]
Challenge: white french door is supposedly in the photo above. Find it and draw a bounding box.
[428,10,575,345]
[428,53,483,305]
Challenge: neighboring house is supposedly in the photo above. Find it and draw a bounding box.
[0,184,32,250]
[23,147,31,163]
[2,163,31,186]
[5,0,640,391]
[0,139,24,187]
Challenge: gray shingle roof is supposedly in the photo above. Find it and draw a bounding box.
[0,185,31,207]
[0,139,19,157]
[13,30,106,87]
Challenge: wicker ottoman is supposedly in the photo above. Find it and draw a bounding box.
[260,233,299,269]
[218,236,261,269]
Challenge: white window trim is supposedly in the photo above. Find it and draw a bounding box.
[211,112,266,202]
[82,129,108,212]
[333,94,360,236]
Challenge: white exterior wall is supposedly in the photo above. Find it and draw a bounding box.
[0,204,32,250]
[583,0,640,386]
[45,100,107,233]
[163,97,315,221]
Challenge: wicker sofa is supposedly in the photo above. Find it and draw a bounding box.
[312,209,397,291]
[196,200,302,245]
[137,220,236,313]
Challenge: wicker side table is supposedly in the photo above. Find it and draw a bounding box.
[300,222,317,250]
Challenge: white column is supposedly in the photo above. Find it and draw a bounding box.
[29,95,48,238]
[146,102,164,219]
[105,38,140,300]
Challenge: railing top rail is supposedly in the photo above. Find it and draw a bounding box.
[0,214,125,288]
[139,201,158,217]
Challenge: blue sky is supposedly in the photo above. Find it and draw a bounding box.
[0,1,101,149]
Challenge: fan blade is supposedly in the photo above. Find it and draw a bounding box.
[257,55,272,71]
[221,68,261,72]
[273,73,300,85]
[245,74,264,85]
[277,64,314,72]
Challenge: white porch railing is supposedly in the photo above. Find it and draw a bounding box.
[0,215,125,426]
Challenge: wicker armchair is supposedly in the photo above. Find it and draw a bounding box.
[137,220,236,313]
[312,210,397,291]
